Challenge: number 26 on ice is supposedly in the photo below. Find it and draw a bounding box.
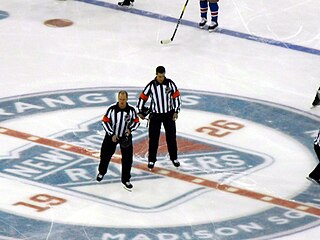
[196,119,244,137]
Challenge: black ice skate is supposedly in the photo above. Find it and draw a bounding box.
[171,159,180,168]
[208,22,218,32]
[123,182,133,191]
[148,161,155,170]
[96,173,104,182]
[199,18,207,29]
[118,0,134,7]
[306,176,320,185]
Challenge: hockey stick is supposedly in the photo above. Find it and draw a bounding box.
[160,0,190,44]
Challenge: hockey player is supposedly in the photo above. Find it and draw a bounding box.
[97,91,140,191]
[311,87,320,108]
[118,0,134,7]
[137,66,182,170]
[199,0,219,32]
[307,129,320,185]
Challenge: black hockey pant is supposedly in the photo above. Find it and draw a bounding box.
[98,134,133,184]
[309,144,320,180]
[312,87,320,106]
[148,110,177,163]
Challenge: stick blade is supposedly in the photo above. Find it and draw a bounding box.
[160,39,172,44]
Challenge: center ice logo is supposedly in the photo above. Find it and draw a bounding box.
[1,116,269,212]
[0,87,319,240]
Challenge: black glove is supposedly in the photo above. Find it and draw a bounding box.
[140,106,151,118]
[119,135,132,148]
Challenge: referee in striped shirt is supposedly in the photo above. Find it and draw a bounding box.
[137,66,182,169]
[307,129,320,184]
[97,90,140,191]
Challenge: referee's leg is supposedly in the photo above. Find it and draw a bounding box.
[120,137,133,184]
[163,111,177,161]
[99,135,117,175]
[148,114,161,163]
[309,145,320,180]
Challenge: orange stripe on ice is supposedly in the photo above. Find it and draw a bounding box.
[1,126,319,217]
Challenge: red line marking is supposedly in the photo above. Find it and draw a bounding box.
[1,126,320,217]
[134,134,216,156]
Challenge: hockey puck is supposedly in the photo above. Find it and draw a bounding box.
[44,19,73,28]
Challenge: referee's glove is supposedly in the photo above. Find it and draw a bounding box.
[112,135,119,142]
[125,129,131,136]
[173,112,178,121]
[138,113,145,120]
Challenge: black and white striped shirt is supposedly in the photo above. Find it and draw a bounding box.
[102,103,140,137]
[314,129,320,147]
[137,78,181,114]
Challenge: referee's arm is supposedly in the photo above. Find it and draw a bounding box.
[171,81,181,113]
[137,83,152,119]
[101,107,114,136]
[137,83,151,113]
[128,108,140,132]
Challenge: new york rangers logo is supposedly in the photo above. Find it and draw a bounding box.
[0,87,319,240]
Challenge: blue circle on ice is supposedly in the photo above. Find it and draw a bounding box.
[0,87,319,240]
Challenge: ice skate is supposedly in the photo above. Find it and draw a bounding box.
[199,18,207,29]
[208,22,218,32]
